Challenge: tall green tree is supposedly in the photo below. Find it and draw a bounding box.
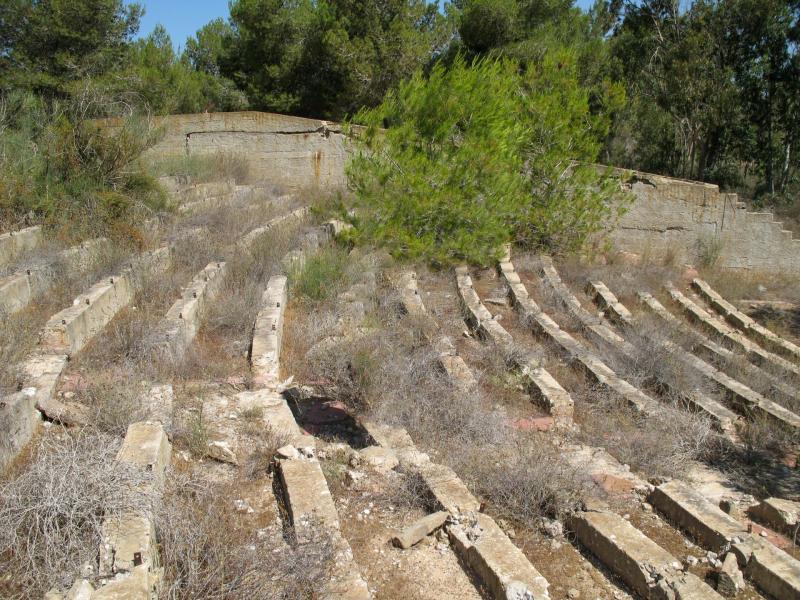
[0,0,143,96]
[223,0,448,119]
[346,55,627,265]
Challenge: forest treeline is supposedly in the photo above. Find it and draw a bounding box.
[1,0,798,215]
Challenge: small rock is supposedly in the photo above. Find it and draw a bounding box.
[344,469,365,488]
[541,519,564,538]
[276,445,300,460]
[568,589,580,600]
[759,530,769,538]
[206,440,238,465]
[234,499,254,514]
[716,552,744,596]
[505,581,535,600]
[66,580,93,600]
[63,391,76,400]
[671,561,683,571]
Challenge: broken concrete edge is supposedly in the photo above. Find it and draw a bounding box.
[585,280,634,325]
[323,219,353,238]
[391,270,427,317]
[250,275,288,389]
[392,511,449,549]
[748,498,800,538]
[0,225,42,266]
[692,278,800,363]
[52,422,171,599]
[359,419,550,600]
[568,508,724,600]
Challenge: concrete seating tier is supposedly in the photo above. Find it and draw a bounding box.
[692,278,800,363]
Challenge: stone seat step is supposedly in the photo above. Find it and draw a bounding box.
[692,278,800,364]
[569,509,723,600]
[498,261,661,416]
[649,480,748,553]
[0,225,42,266]
[636,291,800,431]
[667,284,800,380]
[278,456,370,600]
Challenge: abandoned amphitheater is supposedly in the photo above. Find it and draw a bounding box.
[2,111,800,600]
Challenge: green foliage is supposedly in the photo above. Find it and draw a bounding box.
[0,0,143,96]
[223,0,448,119]
[291,247,352,303]
[604,0,799,200]
[0,90,166,237]
[347,54,628,265]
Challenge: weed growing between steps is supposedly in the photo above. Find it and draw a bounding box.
[0,429,157,599]
[155,469,334,600]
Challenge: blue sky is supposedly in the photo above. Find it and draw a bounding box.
[131,1,597,49]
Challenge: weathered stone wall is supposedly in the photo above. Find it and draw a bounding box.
[133,111,799,275]
[103,111,349,191]
[611,172,800,275]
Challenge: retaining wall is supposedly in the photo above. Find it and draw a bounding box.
[100,111,349,191]
[611,172,800,275]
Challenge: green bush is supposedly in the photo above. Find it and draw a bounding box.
[0,90,166,238]
[290,247,351,303]
[346,53,629,266]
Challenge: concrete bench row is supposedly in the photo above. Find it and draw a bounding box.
[610,284,799,409]
[541,267,738,435]
[48,421,172,600]
[236,206,309,250]
[416,266,725,599]
[0,225,42,266]
[637,292,800,431]
[160,261,226,359]
[580,286,739,435]
[648,479,800,599]
[174,180,235,207]
[666,283,800,380]
[498,260,662,415]
[455,266,574,421]
[391,271,479,392]
[692,278,800,364]
[0,238,110,315]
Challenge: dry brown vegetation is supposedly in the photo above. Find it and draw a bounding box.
[0,429,157,599]
[155,469,334,600]
[287,253,589,524]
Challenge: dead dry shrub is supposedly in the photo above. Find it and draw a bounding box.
[157,472,334,600]
[0,429,157,599]
[79,371,151,436]
[576,387,716,480]
[456,435,590,523]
